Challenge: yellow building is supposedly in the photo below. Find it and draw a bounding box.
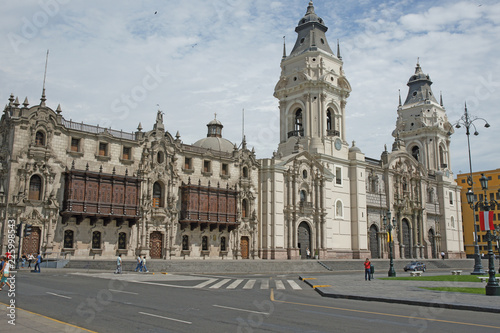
[457,169,500,257]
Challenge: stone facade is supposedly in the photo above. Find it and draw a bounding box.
[0,2,465,260]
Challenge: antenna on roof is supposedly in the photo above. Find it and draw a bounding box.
[40,49,49,106]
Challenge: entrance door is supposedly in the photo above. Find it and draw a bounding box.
[369,225,379,258]
[149,231,163,259]
[428,229,436,259]
[297,222,311,259]
[240,236,249,259]
[22,226,41,255]
[402,219,411,258]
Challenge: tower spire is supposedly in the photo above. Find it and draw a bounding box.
[40,49,49,107]
[440,91,443,106]
[337,39,342,60]
[398,89,402,107]
[282,36,286,59]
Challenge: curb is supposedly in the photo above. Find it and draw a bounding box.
[298,276,500,314]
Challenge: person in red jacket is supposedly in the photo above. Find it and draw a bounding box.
[364,258,371,281]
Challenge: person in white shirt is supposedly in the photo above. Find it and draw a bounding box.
[115,254,122,274]
[142,256,149,273]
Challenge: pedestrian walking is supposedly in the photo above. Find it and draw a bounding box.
[441,251,445,260]
[34,252,42,273]
[0,256,12,291]
[134,255,142,272]
[115,254,122,274]
[142,256,149,273]
[370,263,375,279]
[364,258,371,281]
[28,253,34,268]
[306,248,311,259]
[21,253,27,268]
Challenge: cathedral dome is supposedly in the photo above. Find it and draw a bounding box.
[192,116,234,153]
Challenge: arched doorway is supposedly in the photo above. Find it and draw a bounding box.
[402,219,411,259]
[22,226,41,255]
[240,236,249,259]
[149,231,163,259]
[428,229,436,259]
[369,224,379,258]
[297,222,311,259]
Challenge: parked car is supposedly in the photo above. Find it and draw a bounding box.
[404,261,426,272]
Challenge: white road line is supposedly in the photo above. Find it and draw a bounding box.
[194,278,218,288]
[275,280,285,290]
[210,278,231,289]
[260,279,269,289]
[130,280,193,289]
[243,279,256,289]
[139,312,192,325]
[46,292,72,299]
[213,304,270,315]
[109,289,139,295]
[287,280,302,290]
[226,279,244,289]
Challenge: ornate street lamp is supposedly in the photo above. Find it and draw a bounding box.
[467,174,500,296]
[452,103,489,275]
[384,210,397,277]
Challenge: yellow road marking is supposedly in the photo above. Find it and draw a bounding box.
[161,272,168,275]
[269,289,500,329]
[312,285,331,289]
[0,301,98,332]
[301,277,317,280]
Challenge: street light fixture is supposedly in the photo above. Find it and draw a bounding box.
[467,174,500,296]
[384,210,396,277]
[452,103,489,275]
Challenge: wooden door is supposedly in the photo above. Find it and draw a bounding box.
[22,227,41,255]
[297,222,310,259]
[240,236,249,259]
[149,231,163,259]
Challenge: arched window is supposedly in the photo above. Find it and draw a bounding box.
[439,146,446,167]
[182,235,189,251]
[118,232,127,250]
[335,200,343,218]
[242,166,248,178]
[242,199,248,218]
[300,190,307,202]
[202,236,208,251]
[152,182,163,208]
[221,237,226,251]
[450,216,455,228]
[294,109,303,135]
[411,146,419,161]
[29,175,42,200]
[35,131,45,146]
[64,230,74,249]
[92,231,101,249]
[327,110,332,131]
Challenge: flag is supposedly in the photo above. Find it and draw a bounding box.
[479,211,494,231]
[387,231,392,243]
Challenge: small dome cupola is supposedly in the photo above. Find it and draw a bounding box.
[404,60,438,105]
[207,114,223,138]
[289,1,334,57]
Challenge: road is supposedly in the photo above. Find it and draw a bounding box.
[2,269,500,332]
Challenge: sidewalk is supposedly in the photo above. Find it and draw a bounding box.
[299,272,500,313]
[0,301,93,332]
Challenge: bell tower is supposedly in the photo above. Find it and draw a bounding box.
[274,1,351,157]
[393,61,454,173]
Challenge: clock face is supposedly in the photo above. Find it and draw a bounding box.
[335,139,342,151]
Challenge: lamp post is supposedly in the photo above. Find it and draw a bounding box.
[466,174,500,296]
[453,103,489,275]
[384,210,396,277]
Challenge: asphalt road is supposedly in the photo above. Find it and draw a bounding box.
[3,270,500,333]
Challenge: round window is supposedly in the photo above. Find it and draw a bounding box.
[413,91,417,96]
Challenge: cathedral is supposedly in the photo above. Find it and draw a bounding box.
[0,2,465,261]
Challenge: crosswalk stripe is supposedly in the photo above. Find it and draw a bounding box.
[227,279,244,289]
[194,278,218,289]
[287,280,302,290]
[243,279,256,289]
[275,280,285,289]
[261,279,269,289]
[210,278,231,289]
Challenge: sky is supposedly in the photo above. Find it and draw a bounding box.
[1,0,499,178]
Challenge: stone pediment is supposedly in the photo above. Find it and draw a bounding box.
[276,150,334,180]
